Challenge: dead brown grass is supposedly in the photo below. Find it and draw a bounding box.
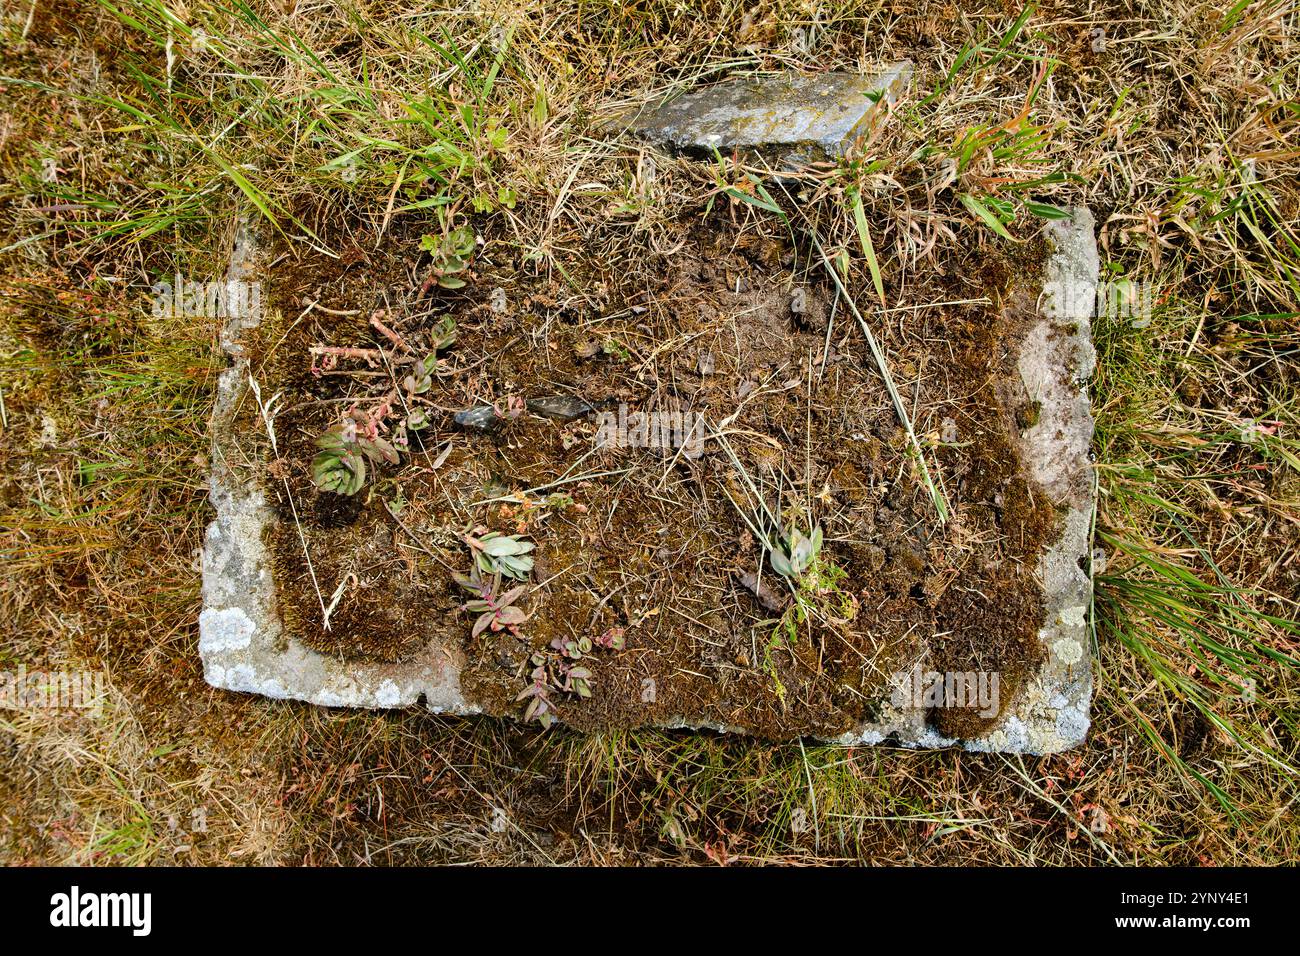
[1,0,1297,865]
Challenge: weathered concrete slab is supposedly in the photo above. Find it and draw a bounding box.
[619,65,912,161]
[200,210,1097,753]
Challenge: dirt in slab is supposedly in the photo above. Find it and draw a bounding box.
[242,212,1058,741]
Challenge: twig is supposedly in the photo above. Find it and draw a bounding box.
[798,737,821,854]
[370,308,413,353]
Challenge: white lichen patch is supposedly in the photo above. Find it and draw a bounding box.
[1052,637,1085,666]
[1057,605,1088,628]
[198,606,256,654]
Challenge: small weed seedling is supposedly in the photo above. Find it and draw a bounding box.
[466,530,535,580]
[309,315,457,496]
[420,214,477,291]
[769,525,823,578]
[763,554,859,702]
[517,638,593,729]
[517,629,627,728]
[454,565,529,638]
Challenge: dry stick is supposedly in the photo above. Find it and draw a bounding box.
[323,572,358,631]
[424,748,558,865]
[370,309,412,353]
[250,297,321,377]
[877,297,989,313]
[798,737,822,855]
[383,502,456,574]
[310,345,394,364]
[308,303,363,317]
[1000,754,1120,864]
[805,349,813,519]
[820,287,840,381]
[708,424,801,642]
[708,422,782,540]
[470,467,633,508]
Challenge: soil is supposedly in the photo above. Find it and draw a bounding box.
[243,211,1058,741]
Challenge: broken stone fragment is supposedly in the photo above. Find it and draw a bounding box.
[617,64,912,162]
[454,405,502,430]
[738,570,784,612]
[454,396,593,430]
[526,395,594,421]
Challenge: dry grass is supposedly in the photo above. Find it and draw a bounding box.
[1,0,1297,864]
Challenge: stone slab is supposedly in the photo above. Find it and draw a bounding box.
[618,65,913,161]
[200,210,1098,752]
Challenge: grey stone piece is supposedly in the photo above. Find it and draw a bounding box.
[199,223,473,715]
[619,65,913,160]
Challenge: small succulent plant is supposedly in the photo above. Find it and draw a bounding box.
[453,566,529,638]
[551,633,590,660]
[311,421,399,496]
[429,314,458,351]
[558,663,593,699]
[769,525,823,578]
[517,638,589,729]
[420,222,476,290]
[403,355,436,397]
[402,316,458,396]
[516,661,557,728]
[515,624,626,728]
[310,315,458,496]
[312,425,367,496]
[466,531,535,580]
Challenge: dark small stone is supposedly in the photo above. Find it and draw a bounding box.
[526,395,594,421]
[454,405,502,430]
